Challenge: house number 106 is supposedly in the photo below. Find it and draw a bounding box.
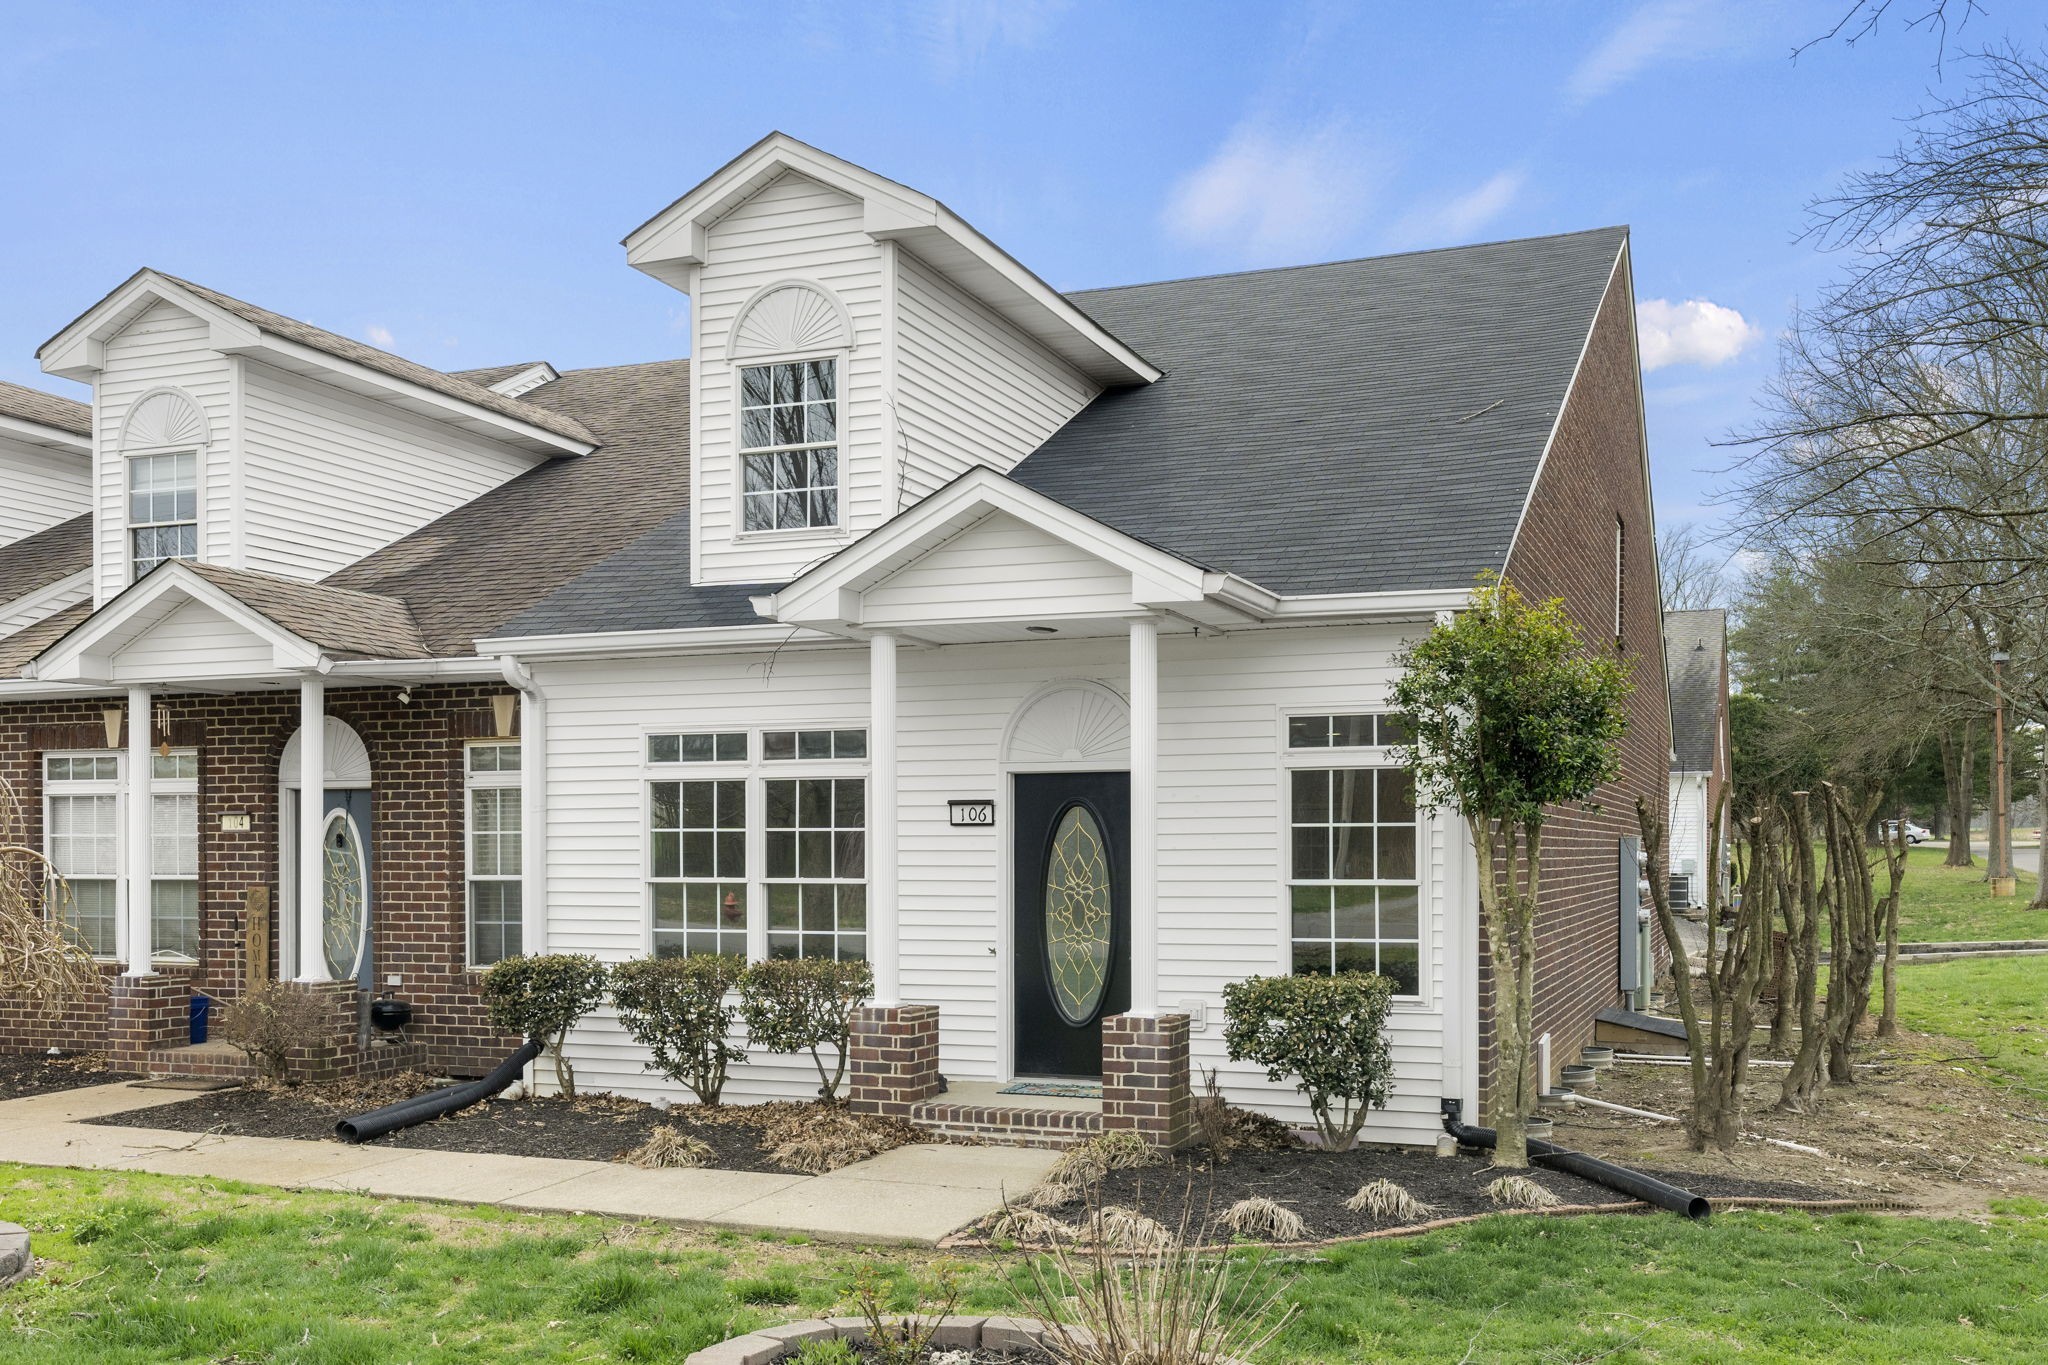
[948,800,996,827]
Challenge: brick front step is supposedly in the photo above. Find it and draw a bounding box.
[908,1098,1103,1149]
[147,1040,259,1080]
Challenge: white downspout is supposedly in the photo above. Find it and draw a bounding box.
[498,655,547,959]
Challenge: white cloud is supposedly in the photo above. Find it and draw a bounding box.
[1391,169,1528,247]
[1637,298,1760,370]
[1163,119,1381,259]
[365,324,395,349]
[1567,0,1708,104]
[918,0,1070,81]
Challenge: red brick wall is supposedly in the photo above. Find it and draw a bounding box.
[0,683,521,1073]
[1489,260,1672,1095]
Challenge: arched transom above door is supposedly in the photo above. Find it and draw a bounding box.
[280,717,372,788]
[1004,682,1129,767]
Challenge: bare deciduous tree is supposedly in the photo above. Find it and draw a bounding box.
[0,775,106,1014]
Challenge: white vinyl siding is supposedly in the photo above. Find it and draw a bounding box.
[861,512,1134,628]
[91,301,231,605]
[694,171,885,585]
[239,362,540,580]
[536,623,1457,1142]
[0,436,90,548]
[893,248,1098,501]
[106,600,277,683]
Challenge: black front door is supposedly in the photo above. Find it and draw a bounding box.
[1013,771,1130,1078]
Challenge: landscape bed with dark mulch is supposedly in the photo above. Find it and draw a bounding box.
[0,1052,136,1100]
[1013,1142,1838,1245]
[84,1072,927,1175]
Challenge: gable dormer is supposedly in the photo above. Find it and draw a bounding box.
[39,271,594,608]
[0,380,92,549]
[624,133,1158,587]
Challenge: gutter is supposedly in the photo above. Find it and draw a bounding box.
[498,654,548,959]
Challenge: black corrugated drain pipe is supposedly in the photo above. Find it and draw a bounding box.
[1442,1100,1709,1219]
[335,1038,546,1144]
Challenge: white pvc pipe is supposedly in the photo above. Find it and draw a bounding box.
[1568,1092,1681,1123]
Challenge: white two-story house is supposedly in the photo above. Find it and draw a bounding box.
[0,134,1670,1147]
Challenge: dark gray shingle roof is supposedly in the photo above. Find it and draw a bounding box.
[1013,227,1628,595]
[323,359,698,654]
[0,379,90,437]
[1663,608,1726,773]
[494,227,1629,638]
[0,514,91,607]
[0,601,88,676]
[452,362,551,389]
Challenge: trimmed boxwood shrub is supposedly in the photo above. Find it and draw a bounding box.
[739,956,874,1100]
[1222,971,1395,1151]
[478,953,610,1098]
[610,954,747,1105]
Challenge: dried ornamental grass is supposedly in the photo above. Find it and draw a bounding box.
[1486,1174,1564,1209]
[986,1205,1076,1244]
[623,1125,712,1169]
[1344,1178,1435,1221]
[1019,1183,1299,1365]
[1079,1206,1177,1253]
[1218,1196,1307,1241]
[761,1107,896,1173]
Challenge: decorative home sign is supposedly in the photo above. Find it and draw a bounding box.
[948,799,995,827]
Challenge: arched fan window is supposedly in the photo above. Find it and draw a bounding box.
[729,283,850,534]
[119,389,208,582]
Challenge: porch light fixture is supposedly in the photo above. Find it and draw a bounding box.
[1026,625,1058,634]
[100,707,123,749]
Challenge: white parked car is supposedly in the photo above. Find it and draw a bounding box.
[1881,819,1932,845]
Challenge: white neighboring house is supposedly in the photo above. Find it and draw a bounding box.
[1663,609,1731,910]
[0,380,93,637]
[0,133,1670,1148]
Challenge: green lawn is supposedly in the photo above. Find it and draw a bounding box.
[4,1166,2048,1363]
[1886,955,2048,1105]
[1892,847,2046,943]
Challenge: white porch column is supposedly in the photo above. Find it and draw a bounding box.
[296,676,331,982]
[1128,615,1159,1016]
[869,631,901,1005]
[122,686,154,976]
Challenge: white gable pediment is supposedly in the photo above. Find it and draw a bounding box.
[756,468,1277,638]
[26,563,321,685]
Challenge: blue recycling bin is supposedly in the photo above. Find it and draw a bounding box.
[189,993,211,1044]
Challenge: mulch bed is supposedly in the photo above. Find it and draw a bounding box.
[83,1074,925,1176]
[0,1052,137,1100]
[1014,1144,1837,1245]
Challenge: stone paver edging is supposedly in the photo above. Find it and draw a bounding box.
[687,1315,1246,1365]
[0,1081,1058,1246]
[0,1222,29,1288]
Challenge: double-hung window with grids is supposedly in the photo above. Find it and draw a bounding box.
[128,450,198,580]
[1284,713,1422,996]
[42,751,200,961]
[739,359,838,533]
[466,743,524,966]
[645,728,867,962]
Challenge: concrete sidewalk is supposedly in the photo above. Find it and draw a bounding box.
[0,1081,1058,1245]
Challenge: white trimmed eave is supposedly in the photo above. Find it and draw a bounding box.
[0,411,90,456]
[24,564,322,683]
[623,132,1158,387]
[476,622,840,661]
[39,272,591,458]
[0,569,92,630]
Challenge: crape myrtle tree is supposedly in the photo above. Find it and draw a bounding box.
[1391,574,1633,1168]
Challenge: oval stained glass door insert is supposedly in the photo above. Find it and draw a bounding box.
[1043,804,1113,1025]
[322,810,368,981]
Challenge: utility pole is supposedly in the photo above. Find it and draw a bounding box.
[1991,649,2015,897]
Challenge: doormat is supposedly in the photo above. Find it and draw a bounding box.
[998,1080,1102,1099]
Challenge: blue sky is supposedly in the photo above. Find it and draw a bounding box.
[0,1,2020,537]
